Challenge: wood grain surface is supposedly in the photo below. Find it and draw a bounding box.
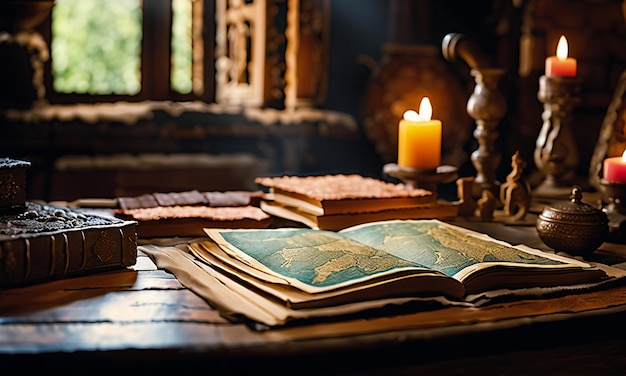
[3,221,626,375]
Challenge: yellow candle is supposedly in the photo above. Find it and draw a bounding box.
[397,97,442,169]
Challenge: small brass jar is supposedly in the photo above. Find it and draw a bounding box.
[536,186,608,256]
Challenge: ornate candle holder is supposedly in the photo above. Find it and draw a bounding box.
[383,163,458,193]
[466,67,507,198]
[600,179,626,243]
[533,75,582,198]
[441,33,506,199]
[601,180,626,214]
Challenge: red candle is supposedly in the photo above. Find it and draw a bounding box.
[603,150,626,183]
[545,35,576,77]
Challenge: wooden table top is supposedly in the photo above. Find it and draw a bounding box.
[3,214,626,375]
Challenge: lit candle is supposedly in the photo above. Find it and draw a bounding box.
[603,150,626,183]
[397,97,442,170]
[545,35,577,77]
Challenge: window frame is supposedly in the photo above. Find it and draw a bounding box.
[41,0,215,104]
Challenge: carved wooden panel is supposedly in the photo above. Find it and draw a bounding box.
[215,0,329,109]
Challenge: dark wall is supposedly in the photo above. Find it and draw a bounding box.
[325,0,503,121]
[323,0,510,175]
[325,0,389,116]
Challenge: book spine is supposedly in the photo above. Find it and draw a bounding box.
[0,223,137,288]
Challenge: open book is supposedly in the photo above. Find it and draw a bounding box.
[190,219,610,311]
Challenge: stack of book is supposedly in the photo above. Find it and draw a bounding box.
[137,218,621,328]
[255,174,459,230]
[114,190,271,238]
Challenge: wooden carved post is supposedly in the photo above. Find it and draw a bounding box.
[442,33,507,198]
[466,68,507,198]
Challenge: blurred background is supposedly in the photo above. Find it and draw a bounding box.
[1,0,624,202]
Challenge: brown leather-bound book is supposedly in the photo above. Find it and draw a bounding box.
[115,205,271,238]
[0,202,137,288]
[260,200,459,231]
[114,190,270,238]
[255,174,437,216]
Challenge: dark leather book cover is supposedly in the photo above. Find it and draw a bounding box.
[0,202,137,288]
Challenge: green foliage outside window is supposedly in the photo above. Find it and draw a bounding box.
[51,0,142,95]
[171,0,193,94]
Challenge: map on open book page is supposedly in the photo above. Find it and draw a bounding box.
[204,220,610,298]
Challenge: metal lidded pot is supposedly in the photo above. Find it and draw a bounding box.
[536,186,608,256]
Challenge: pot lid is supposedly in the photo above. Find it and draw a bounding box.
[539,186,607,224]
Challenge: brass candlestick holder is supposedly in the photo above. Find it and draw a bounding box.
[383,163,458,192]
[441,33,506,199]
[600,179,626,243]
[533,75,582,198]
[466,68,507,198]
[602,180,626,215]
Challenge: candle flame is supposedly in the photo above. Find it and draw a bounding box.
[621,150,626,162]
[556,35,569,60]
[403,109,420,122]
[418,97,432,121]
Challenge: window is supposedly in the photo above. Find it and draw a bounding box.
[42,0,329,109]
[45,0,214,103]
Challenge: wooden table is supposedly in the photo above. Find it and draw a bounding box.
[3,214,626,375]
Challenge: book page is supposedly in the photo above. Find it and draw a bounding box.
[189,240,464,308]
[340,219,597,281]
[142,243,465,328]
[204,227,440,294]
